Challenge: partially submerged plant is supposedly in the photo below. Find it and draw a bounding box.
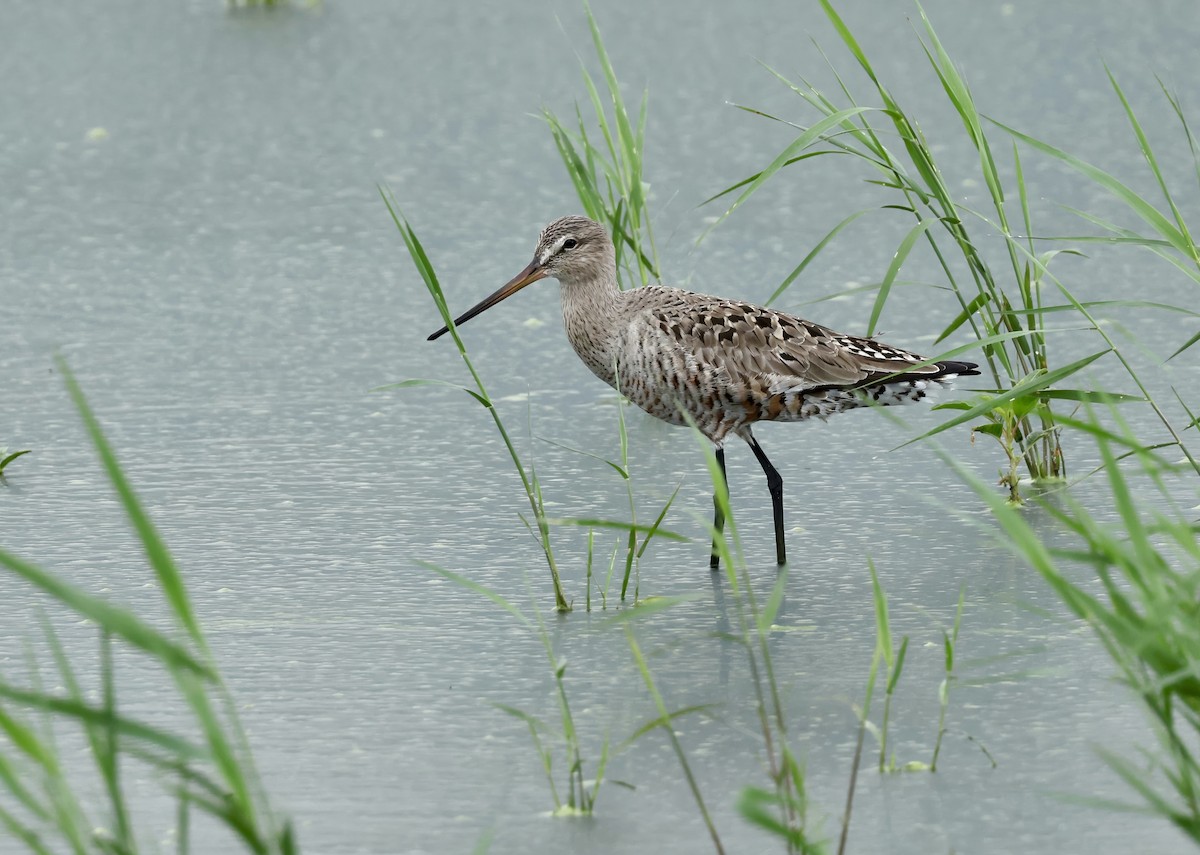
[541,365,683,607]
[0,447,31,478]
[381,193,570,611]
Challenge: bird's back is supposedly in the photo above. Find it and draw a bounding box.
[575,285,977,444]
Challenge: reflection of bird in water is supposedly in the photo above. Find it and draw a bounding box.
[430,216,979,567]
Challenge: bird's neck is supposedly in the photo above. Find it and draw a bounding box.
[559,264,626,385]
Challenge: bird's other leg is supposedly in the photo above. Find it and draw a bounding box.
[710,446,727,570]
[744,430,787,565]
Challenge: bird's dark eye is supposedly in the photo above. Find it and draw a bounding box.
[562,238,578,250]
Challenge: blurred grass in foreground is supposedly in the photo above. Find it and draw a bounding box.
[0,358,295,854]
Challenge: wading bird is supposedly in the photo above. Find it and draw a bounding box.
[428,216,978,568]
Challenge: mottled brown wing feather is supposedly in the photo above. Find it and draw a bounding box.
[644,292,934,394]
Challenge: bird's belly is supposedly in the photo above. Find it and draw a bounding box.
[602,343,753,442]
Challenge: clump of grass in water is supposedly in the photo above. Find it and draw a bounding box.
[543,1,660,290]
[705,0,1200,501]
[855,569,987,775]
[417,565,718,817]
[0,358,295,854]
[951,410,1200,843]
[541,365,683,608]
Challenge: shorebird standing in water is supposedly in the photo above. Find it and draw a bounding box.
[429,216,979,568]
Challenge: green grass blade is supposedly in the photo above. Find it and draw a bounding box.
[0,749,50,823]
[867,558,893,665]
[1168,329,1200,361]
[766,208,874,305]
[0,449,31,473]
[420,562,534,631]
[618,704,719,750]
[898,348,1111,448]
[0,806,56,855]
[0,547,210,677]
[0,704,57,773]
[635,482,683,559]
[993,119,1189,253]
[936,292,991,343]
[1105,65,1194,250]
[817,0,880,85]
[701,107,876,240]
[757,566,789,635]
[57,356,205,648]
[376,377,489,407]
[0,683,205,761]
[544,518,688,541]
[868,217,938,335]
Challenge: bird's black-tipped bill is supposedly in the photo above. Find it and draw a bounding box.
[427,258,547,341]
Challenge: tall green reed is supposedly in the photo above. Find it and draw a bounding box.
[704,0,1072,496]
[543,2,659,290]
[992,70,1200,479]
[0,358,295,854]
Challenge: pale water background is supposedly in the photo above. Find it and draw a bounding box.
[3,1,1199,853]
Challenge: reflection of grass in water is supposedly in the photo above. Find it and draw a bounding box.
[421,563,616,815]
[0,358,295,854]
[855,567,990,777]
[226,0,325,10]
[420,564,718,819]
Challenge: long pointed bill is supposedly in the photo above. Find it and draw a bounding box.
[427,258,547,341]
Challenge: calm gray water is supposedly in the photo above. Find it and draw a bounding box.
[3,1,1199,853]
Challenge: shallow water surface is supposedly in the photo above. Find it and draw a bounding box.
[3,1,1199,853]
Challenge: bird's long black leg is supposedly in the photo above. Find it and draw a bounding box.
[710,446,727,570]
[745,431,787,565]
